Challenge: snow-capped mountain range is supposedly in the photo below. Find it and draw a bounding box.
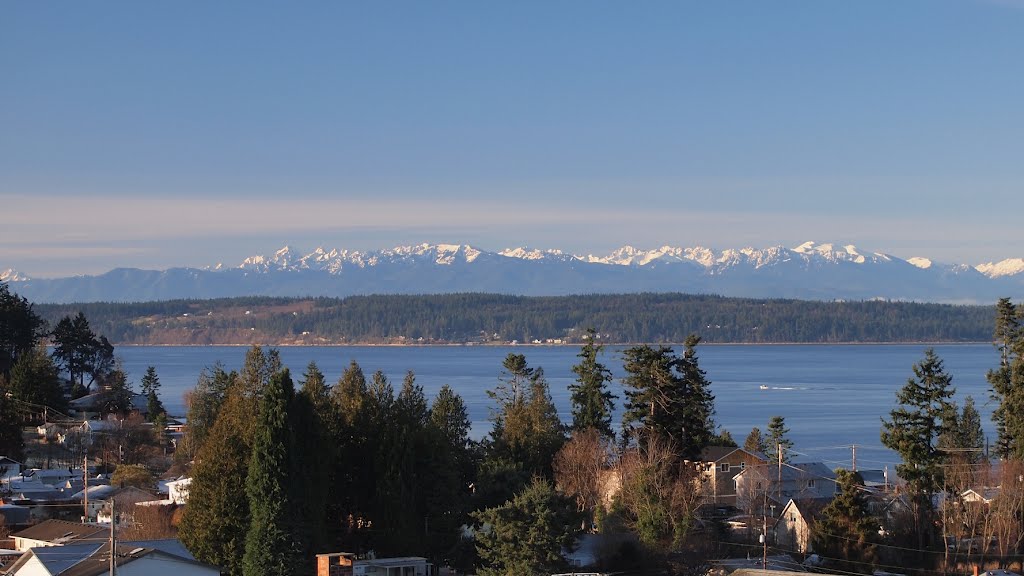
[4,241,1023,304]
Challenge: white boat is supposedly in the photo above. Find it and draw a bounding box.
[759,385,769,390]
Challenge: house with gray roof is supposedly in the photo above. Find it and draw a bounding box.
[733,462,839,514]
[2,541,219,576]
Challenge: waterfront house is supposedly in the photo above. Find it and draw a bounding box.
[697,446,769,508]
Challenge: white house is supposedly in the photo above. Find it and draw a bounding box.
[166,477,191,505]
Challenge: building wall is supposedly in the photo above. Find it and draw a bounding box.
[707,452,768,507]
[776,510,814,554]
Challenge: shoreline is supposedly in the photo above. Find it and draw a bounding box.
[111,340,992,347]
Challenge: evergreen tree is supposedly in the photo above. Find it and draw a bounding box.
[813,470,879,572]
[488,353,533,439]
[329,360,374,547]
[988,298,1024,458]
[880,348,956,551]
[181,363,237,460]
[744,427,768,455]
[140,366,166,421]
[621,336,716,460]
[238,346,282,399]
[7,347,65,413]
[179,381,257,576]
[489,355,565,478]
[426,384,474,558]
[472,477,582,576]
[712,428,738,447]
[939,396,986,465]
[568,328,616,439]
[292,362,333,561]
[243,369,298,576]
[0,282,46,378]
[765,416,793,464]
[430,384,472,449]
[0,380,23,460]
[50,312,113,395]
[101,369,134,415]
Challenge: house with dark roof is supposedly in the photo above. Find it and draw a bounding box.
[697,446,769,507]
[2,541,219,576]
[10,520,107,552]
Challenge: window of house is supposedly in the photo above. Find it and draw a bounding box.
[740,462,746,470]
[808,479,815,488]
[720,463,730,473]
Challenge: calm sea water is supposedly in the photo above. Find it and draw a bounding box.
[115,344,998,471]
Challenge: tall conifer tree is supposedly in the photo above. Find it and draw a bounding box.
[179,381,256,576]
[765,416,793,464]
[243,369,297,576]
[569,328,616,440]
[881,348,956,551]
[989,298,1024,458]
[621,336,716,460]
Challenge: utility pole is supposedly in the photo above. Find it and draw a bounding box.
[777,442,782,514]
[109,498,116,576]
[83,455,89,522]
[762,514,767,568]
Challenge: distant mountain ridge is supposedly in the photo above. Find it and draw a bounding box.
[4,241,1023,304]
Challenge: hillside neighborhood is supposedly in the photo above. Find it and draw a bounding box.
[3,284,1024,575]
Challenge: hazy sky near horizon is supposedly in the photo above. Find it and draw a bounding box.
[3,1,1023,277]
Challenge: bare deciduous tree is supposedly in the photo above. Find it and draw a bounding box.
[553,428,612,515]
[617,435,708,547]
[120,504,178,540]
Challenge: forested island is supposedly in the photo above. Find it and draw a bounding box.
[35,293,993,346]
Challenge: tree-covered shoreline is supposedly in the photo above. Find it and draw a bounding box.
[34,293,994,346]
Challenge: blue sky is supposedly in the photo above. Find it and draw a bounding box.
[3,1,1023,277]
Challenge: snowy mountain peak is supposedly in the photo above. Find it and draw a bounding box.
[499,247,566,261]
[908,257,933,270]
[976,258,1024,279]
[221,241,1022,286]
[1,268,29,282]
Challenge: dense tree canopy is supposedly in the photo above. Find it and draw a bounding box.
[621,336,716,460]
[50,311,114,394]
[35,293,995,346]
[0,282,46,378]
[472,477,581,576]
